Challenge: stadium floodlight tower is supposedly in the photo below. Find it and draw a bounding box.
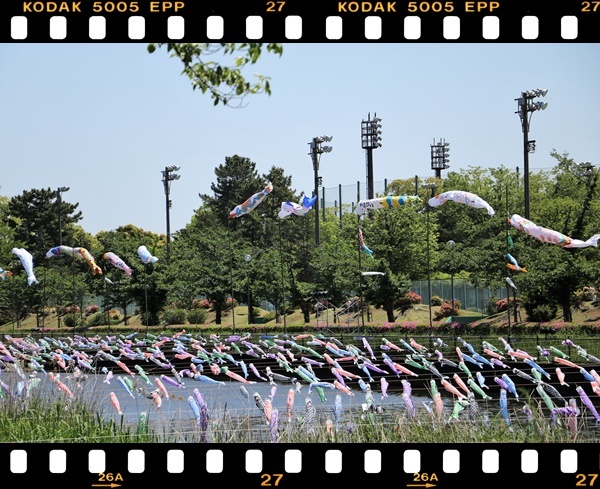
[361,113,382,200]
[308,135,333,246]
[162,165,181,264]
[516,88,548,219]
[431,138,450,179]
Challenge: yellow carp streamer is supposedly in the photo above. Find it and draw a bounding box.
[356,195,421,215]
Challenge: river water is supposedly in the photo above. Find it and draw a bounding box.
[5,369,598,443]
[0,370,443,442]
[3,332,600,442]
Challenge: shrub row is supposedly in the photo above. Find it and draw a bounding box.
[222,320,600,336]
[160,308,209,326]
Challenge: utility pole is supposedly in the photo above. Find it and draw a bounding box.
[308,136,333,245]
[162,165,181,264]
[516,88,548,219]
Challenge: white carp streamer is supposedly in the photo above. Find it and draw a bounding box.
[137,245,158,264]
[428,190,495,216]
[12,247,39,286]
[278,195,316,219]
[46,245,77,258]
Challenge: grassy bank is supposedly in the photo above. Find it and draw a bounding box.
[5,300,600,334]
[0,387,593,443]
[0,393,157,443]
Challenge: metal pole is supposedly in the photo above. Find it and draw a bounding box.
[358,220,365,333]
[505,182,517,327]
[309,136,332,245]
[10,260,18,332]
[247,269,251,324]
[422,184,437,335]
[338,184,343,227]
[104,277,109,327]
[144,264,149,337]
[447,240,456,317]
[56,186,69,246]
[164,168,172,264]
[427,208,432,334]
[162,166,180,264]
[278,220,287,333]
[57,191,63,246]
[521,102,530,219]
[506,282,511,336]
[228,219,236,334]
[71,249,75,314]
[366,148,374,200]
[451,271,455,317]
[312,139,320,246]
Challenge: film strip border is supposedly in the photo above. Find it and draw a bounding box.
[2,0,600,42]
[2,443,600,485]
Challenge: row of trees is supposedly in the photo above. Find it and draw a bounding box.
[1,150,599,328]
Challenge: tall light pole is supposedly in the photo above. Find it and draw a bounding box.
[162,165,181,264]
[308,136,333,246]
[516,88,548,219]
[431,138,450,180]
[421,182,437,335]
[361,113,382,200]
[56,186,70,246]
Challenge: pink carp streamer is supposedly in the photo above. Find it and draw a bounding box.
[428,190,495,216]
[509,214,600,248]
[103,252,132,276]
[229,182,273,219]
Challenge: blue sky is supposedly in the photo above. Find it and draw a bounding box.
[1,43,598,237]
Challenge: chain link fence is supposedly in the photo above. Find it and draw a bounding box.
[412,279,509,314]
[319,177,428,220]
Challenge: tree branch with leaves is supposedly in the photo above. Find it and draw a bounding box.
[147,43,283,108]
